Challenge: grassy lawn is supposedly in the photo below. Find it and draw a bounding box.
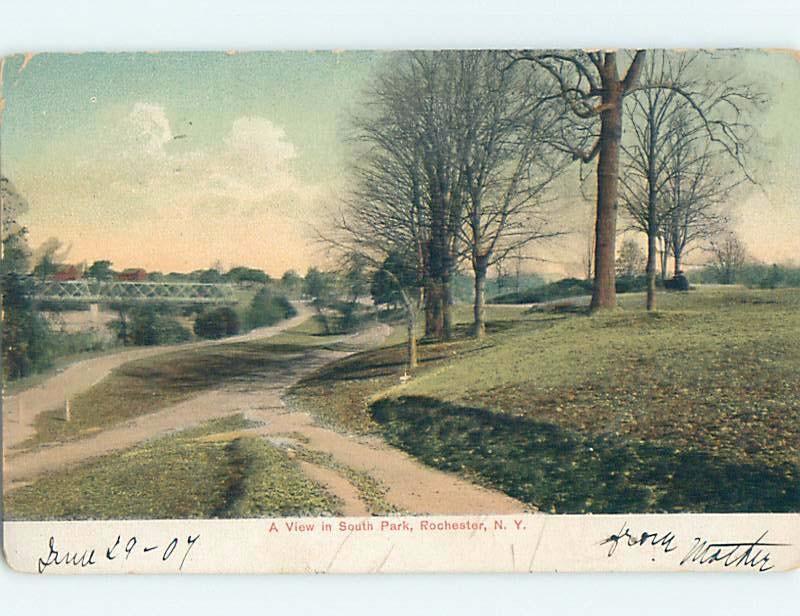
[289,288,800,513]
[19,316,342,450]
[4,415,341,520]
[287,304,527,433]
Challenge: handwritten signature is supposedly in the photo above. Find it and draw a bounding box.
[601,522,790,572]
[37,534,200,574]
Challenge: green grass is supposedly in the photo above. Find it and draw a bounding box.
[19,316,341,450]
[4,415,341,520]
[287,304,526,433]
[290,288,800,513]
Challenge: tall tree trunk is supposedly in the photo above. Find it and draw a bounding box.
[424,284,435,336]
[673,251,682,276]
[646,230,657,311]
[442,272,454,341]
[401,291,418,369]
[472,257,488,339]
[646,113,658,312]
[424,279,444,339]
[590,80,623,312]
[659,239,669,281]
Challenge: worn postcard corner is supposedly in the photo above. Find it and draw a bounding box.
[1,49,798,575]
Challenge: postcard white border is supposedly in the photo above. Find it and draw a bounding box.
[4,513,798,574]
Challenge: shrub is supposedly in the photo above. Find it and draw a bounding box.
[491,275,665,304]
[2,273,55,379]
[129,307,192,346]
[194,307,240,339]
[491,278,593,304]
[245,288,296,329]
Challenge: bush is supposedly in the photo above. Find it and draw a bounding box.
[491,278,593,304]
[245,288,296,329]
[614,274,655,294]
[48,331,112,356]
[2,273,55,379]
[129,307,192,346]
[491,275,665,304]
[194,307,240,339]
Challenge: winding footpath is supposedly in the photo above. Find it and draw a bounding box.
[2,310,527,515]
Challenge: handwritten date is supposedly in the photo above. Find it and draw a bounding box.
[37,534,199,574]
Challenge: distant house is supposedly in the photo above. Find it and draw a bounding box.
[116,268,148,282]
[53,265,81,281]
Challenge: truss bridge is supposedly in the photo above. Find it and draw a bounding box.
[33,280,238,305]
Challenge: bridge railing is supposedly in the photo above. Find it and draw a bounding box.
[33,280,238,304]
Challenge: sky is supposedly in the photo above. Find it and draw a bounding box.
[1,50,799,277]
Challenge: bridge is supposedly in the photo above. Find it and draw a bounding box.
[33,280,238,305]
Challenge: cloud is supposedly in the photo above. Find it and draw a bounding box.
[105,104,318,212]
[125,102,174,156]
[224,117,296,169]
[18,101,338,273]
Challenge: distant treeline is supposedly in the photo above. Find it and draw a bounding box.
[490,264,800,305]
[688,263,800,288]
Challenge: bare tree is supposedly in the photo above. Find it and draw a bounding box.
[623,52,759,311]
[709,231,747,284]
[346,51,568,341]
[661,110,736,276]
[509,50,647,310]
[456,53,569,337]
[350,51,475,341]
[510,49,764,312]
[620,53,687,310]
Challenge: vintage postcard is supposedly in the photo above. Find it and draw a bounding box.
[1,50,798,574]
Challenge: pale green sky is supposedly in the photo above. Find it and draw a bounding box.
[1,50,798,276]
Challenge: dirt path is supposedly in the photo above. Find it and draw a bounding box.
[4,318,528,515]
[1,304,313,452]
[242,408,527,515]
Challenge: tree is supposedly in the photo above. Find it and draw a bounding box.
[31,237,70,280]
[280,270,303,297]
[197,267,224,283]
[371,252,421,368]
[620,53,686,309]
[510,50,648,310]
[303,266,338,333]
[342,253,370,304]
[86,260,115,280]
[661,110,734,277]
[616,238,645,277]
[1,176,31,275]
[456,52,570,337]
[1,177,53,379]
[130,307,191,345]
[512,49,763,311]
[709,231,747,284]
[621,53,758,309]
[348,51,569,339]
[349,51,476,341]
[225,266,270,284]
